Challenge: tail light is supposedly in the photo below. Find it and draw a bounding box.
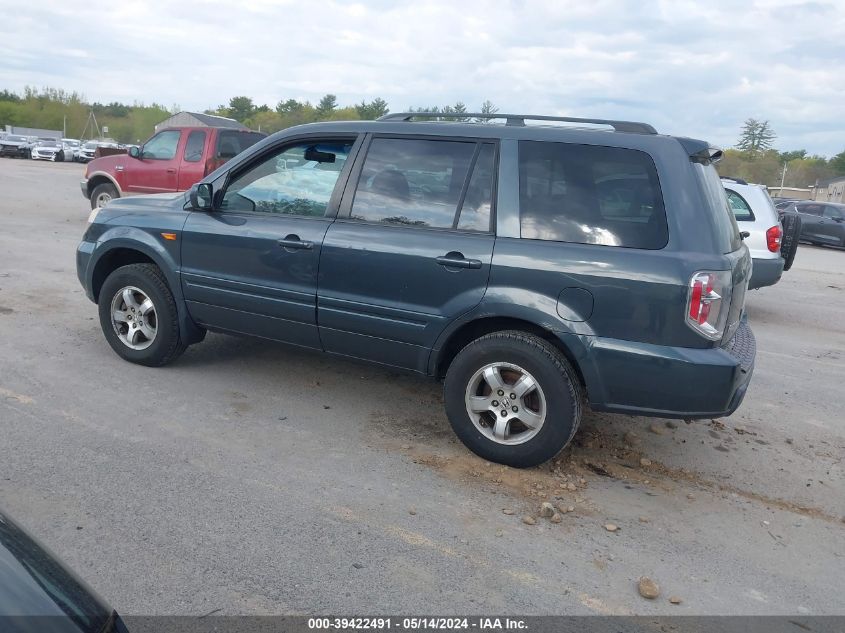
[686,271,732,340]
[766,225,782,253]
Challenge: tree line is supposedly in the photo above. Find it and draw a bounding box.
[204,95,502,132]
[2,89,843,187]
[0,87,503,142]
[0,87,172,144]
[716,118,845,188]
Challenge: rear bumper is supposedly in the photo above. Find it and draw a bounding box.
[583,318,756,419]
[748,256,784,290]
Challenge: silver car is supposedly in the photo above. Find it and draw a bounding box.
[30,139,66,161]
[77,140,100,163]
[61,138,81,162]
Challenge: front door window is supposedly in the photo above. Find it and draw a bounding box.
[141,130,180,160]
[221,141,353,216]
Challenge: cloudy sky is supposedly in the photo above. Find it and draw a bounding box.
[1,0,843,155]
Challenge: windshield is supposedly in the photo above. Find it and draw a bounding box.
[39,140,60,147]
[7,135,26,142]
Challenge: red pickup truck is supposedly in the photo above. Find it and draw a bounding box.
[80,126,265,209]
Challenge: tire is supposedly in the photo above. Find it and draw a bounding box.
[98,263,186,367]
[90,182,118,209]
[780,212,801,271]
[56,150,64,162]
[443,330,583,468]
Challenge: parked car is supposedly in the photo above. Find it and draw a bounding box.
[772,197,800,210]
[0,134,33,158]
[0,507,128,632]
[794,201,845,248]
[77,140,100,163]
[77,112,756,468]
[80,126,266,209]
[30,139,67,161]
[62,138,81,161]
[721,177,800,287]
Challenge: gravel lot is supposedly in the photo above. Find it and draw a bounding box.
[1,158,843,616]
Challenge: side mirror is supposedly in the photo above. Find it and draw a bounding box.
[128,146,140,159]
[189,183,213,211]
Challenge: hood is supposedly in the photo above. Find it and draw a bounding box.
[85,153,123,174]
[95,192,187,225]
[109,191,186,210]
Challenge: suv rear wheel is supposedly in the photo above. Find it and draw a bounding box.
[98,264,186,366]
[444,331,583,468]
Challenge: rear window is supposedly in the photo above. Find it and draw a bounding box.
[725,189,754,221]
[518,141,668,249]
[216,131,265,159]
[693,163,742,254]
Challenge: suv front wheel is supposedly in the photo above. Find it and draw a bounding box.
[98,263,186,367]
[444,331,583,468]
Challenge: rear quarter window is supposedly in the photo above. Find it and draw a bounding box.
[518,141,668,249]
[693,163,742,254]
[216,131,265,159]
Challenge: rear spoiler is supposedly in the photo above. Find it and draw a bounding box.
[677,137,723,164]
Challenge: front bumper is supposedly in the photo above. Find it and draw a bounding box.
[748,256,784,290]
[80,179,90,199]
[0,146,25,157]
[584,318,756,419]
[76,239,96,301]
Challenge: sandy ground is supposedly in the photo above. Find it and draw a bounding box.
[0,158,843,615]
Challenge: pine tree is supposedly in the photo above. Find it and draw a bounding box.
[736,118,776,153]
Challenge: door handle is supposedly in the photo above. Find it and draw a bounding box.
[166,168,177,174]
[435,252,482,269]
[278,235,314,251]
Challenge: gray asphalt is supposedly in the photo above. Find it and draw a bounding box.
[1,159,843,616]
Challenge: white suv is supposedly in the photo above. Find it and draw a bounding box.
[721,177,796,289]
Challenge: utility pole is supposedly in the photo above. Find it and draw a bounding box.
[779,162,788,197]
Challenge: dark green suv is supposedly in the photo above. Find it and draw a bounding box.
[77,112,755,467]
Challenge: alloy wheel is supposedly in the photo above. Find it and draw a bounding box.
[109,286,157,350]
[464,362,547,445]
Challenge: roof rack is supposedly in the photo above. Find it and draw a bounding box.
[377,112,657,134]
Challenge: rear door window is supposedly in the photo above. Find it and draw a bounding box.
[518,141,668,249]
[183,131,207,162]
[822,206,844,220]
[350,137,483,230]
